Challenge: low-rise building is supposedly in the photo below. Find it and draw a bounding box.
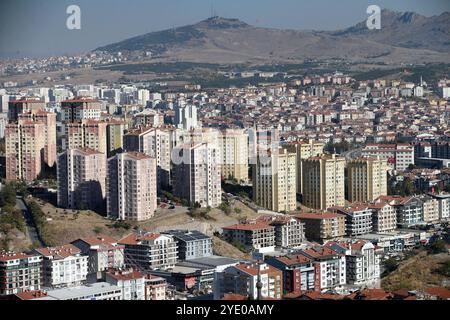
[258,215,305,248]
[105,268,145,301]
[296,212,346,243]
[0,252,42,295]
[222,221,275,252]
[144,275,168,300]
[118,233,178,271]
[33,244,88,288]
[162,230,212,261]
[265,254,315,294]
[330,204,373,236]
[326,241,381,289]
[214,262,283,300]
[71,235,125,281]
[368,199,397,233]
[29,282,123,300]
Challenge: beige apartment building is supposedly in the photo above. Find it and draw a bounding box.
[57,148,106,211]
[285,140,324,194]
[173,142,222,208]
[422,196,440,223]
[253,148,297,213]
[347,157,388,203]
[219,129,249,183]
[302,154,345,210]
[368,199,397,233]
[107,152,157,221]
[64,120,108,155]
[296,212,346,243]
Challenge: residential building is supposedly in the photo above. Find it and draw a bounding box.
[298,247,346,293]
[330,204,373,237]
[285,140,324,194]
[173,142,222,208]
[107,152,157,221]
[118,233,178,271]
[222,221,275,252]
[302,154,346,210]
[421,195,440,223]
[106,120,127,157]
[379,196,424,227]
[57,148,106,210]
[253,148,297,212]
[362,144,414,171]
[296,212,346,243]
[219,129,249,183]
[429,193,450,220]
[124,126,172,188]
[265,254,315,294]
[326,241,381,288]
[64,120,108,155]
[105,269,145,301]
[5,111,56,181]
[71,235,125,281]
[214,262,283,300]
[174,104,198,130]
[144,275,168,300]
[61,98,102,122]
[33,244,88,288]
[0,252,42,295]
[368,199,397,233]
[162,230,213,261]
[258,215,305,248]
[347,157,388,202]
[7,97,46,122]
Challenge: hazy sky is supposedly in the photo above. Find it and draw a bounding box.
[0,0,448,58]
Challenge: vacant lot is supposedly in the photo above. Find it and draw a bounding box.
[381,251,450,292]
[33,197,262,246]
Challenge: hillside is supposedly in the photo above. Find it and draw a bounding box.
[95,13,450,65]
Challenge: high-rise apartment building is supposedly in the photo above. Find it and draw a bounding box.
[174,104,198,130]
[8,97,46,122]
[219,129,249,183]
[172,142,222,208]
[124,126,172,188]
[347,157,388,203]
[57,148,106,210]
[64,120,108,155]
[61,98,102,122]
[285,140,324,194]
[302,154,345,210]
[253,148,297,213]
[107,152,157,221]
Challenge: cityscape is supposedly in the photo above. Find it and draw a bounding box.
[0,0,449,308]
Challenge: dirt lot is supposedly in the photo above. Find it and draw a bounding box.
[381,251,450,292]
[34,197,262,246]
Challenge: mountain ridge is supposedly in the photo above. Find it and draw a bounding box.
[95,11,450,64]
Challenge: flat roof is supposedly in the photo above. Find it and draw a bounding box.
[35,283,121,300]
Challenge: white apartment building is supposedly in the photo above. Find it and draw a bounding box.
[107,152,157,221]
[326,241,381,289]
[299,247,346,293]
[33,245,88,288]
[105,269,145,301]
[331,204,373,237]
[362,144,414,171]
[173,142,222,208]
[118,233,178,271]
[174,104,198,130]
[429,193,450,220]
[369,199,397,233]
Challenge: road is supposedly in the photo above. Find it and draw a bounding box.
[342,147,363,161]
[16,197,46,247]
